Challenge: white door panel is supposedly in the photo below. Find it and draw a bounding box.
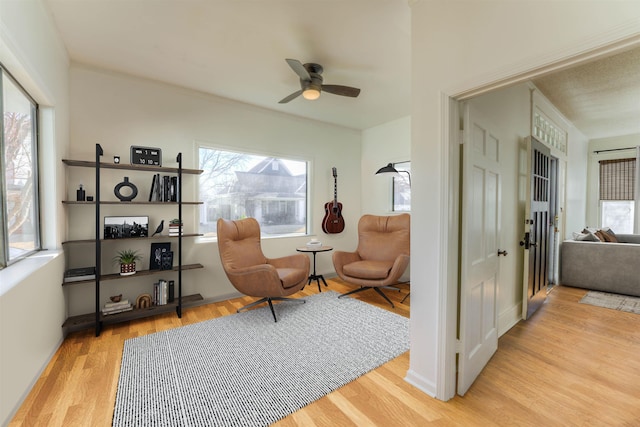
[458,103,501,396]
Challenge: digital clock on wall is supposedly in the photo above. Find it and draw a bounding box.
[130,146,162,166]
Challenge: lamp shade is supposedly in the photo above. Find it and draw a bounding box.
[375,163,399,175]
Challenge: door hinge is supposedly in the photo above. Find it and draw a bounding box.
[456,339,463,353]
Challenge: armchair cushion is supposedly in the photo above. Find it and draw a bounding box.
[333,214,410,288]
[343,260,394,280]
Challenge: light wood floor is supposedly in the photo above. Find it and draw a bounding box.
[10,279,640,426]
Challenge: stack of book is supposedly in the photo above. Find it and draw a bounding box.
[102,300,133,315]
[63,266,96,283]
[169,221,183,236]
[149,174,178,202]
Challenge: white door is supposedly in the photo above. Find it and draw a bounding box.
[458,103,501,396]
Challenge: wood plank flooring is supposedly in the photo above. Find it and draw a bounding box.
[9,280,640,426]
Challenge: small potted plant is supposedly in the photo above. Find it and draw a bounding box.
[113,249,142,276]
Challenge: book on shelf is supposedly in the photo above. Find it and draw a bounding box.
[104,299,130,308]
[102,304,133,315]
[102,300,133,315]
[149,174,179,202]
[168,280,175,303]
[169,223,183,236]
[64,266,96,283]
[153,280,169,305]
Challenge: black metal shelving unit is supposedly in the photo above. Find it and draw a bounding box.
[62,144,204,336]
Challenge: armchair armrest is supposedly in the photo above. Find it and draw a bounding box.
[386,254,410,285]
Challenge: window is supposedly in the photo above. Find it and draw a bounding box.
[199,146,307,238]
[599,158,636,233]
[1,65,40,268]
[392,161,411,212]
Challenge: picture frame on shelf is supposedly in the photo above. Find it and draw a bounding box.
[160,251,174,270]
[150,242,171,270]
[104,216,149,239]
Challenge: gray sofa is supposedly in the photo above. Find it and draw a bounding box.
[560,234,640,297]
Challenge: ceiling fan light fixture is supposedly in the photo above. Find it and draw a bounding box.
[302,88,321,100]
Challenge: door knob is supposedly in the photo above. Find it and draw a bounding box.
[498,249,508,257]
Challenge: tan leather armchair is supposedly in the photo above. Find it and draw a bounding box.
[333,214,410,307]
[217,217,310,322]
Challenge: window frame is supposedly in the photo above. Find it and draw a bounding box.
[391,160,411,212]
[597,155,638,233]
[198,144,310,239]
[0,64,41,268]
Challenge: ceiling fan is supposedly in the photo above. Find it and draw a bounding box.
[279,58,361,104]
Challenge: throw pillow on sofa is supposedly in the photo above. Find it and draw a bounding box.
[599,227,618,242]
[573,230,600,241]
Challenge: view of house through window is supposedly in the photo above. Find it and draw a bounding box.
[393,161,411,212]
[599,157,637,233]
[1,65,40,268]
[199,146,307,238]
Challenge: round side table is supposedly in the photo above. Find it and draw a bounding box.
[296,245,333,292]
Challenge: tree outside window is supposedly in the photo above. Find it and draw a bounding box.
[1,67,40,268]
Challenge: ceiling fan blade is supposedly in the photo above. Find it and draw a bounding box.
[322,85,361,98]
[279,89,303,104]
[285,58,311,81]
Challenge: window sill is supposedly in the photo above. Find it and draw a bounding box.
[0,250,63,297]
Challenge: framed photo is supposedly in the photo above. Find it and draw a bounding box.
[160,251,174,270]
[150,242,171,270]
[104,216,149,239]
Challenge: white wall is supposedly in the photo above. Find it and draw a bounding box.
[586,133,640,228]
[409,0,640,400]
[65,65,362,316]
[361,116,411,215]
[0,0,69,424]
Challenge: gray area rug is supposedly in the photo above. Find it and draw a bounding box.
[113,291,409,426]
[579,290,640,314]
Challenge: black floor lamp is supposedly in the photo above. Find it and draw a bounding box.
[375,163,411,303]
[375,163,411,187]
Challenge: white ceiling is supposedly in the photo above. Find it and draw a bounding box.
[44,0,638,138]
[531,46,640,140]
[44,0,412,131]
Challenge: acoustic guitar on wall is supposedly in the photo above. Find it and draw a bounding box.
[322,167,345,234]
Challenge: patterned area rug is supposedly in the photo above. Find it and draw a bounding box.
[579,290,640,314]
[113,291,409,426]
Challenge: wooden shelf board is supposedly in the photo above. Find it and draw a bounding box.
[62,200,202,205]
[62,293,204,329]
[63,234,203,245]
[63,159,203,175]
[61,263,204,286]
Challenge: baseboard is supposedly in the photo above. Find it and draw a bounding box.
[404,369,437,398]
[498,302,522,337]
